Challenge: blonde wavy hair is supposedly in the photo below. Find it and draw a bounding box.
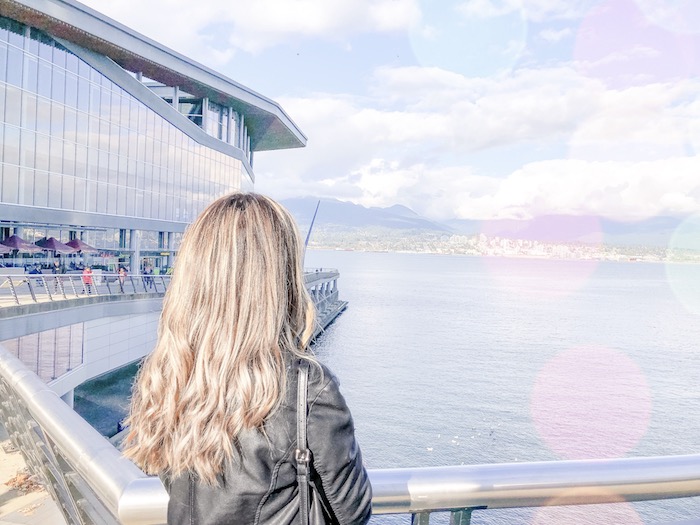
[122,193,317,484]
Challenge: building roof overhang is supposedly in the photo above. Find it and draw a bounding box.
[0,0,307,151]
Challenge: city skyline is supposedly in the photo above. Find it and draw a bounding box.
[79,0,700,230]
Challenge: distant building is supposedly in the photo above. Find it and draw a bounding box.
[0,0,306,271]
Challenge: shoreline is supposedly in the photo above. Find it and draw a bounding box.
[307,246,700,264]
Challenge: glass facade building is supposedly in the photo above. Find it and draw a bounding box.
[0,0,306,271]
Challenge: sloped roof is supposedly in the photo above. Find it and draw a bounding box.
[0,0,307,152]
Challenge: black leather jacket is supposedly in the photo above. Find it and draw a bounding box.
[163,361,372,524]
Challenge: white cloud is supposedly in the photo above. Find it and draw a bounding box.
[369,65,603,148]
[519,0,599,22]
[256,65,700,221]
[539,27,573,42]
[633,0,700,35]
[80,0,421,57]
[572,82,695,137]
[263,152,700,221]
[456,0,598,22]
[488,157,700,220]
[456,0,523,19]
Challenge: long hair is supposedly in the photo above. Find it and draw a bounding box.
[122,193,317,484]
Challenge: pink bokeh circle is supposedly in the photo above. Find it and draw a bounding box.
[574,0,700,88]
[480,215,602,300]
[531,345,652,460]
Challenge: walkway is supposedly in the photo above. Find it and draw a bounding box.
[0,273,169,309]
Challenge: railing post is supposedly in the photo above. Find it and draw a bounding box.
[26,277,37,303]
[412,512,430,525]
[451,508,474,525]
[54,276,67,299]
[41,275,53,301]
[67,276,79,298]
[7,277,20,305]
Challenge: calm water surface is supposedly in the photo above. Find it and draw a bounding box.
[303,249,700,525]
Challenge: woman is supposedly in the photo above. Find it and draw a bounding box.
[118,266,127,293]
[123,193,372,524]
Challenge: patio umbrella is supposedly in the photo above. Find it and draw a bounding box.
[0,235,43,254]
[36,237,76,254]
[66,238,99,253]
[0,243,11,255]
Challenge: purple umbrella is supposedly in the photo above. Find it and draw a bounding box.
[1,235,43,254]
[0,243,11,255]
[36,237,77,254]
[66,238,99,253]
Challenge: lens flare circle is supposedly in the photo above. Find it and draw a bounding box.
[531,495,644,525]
[480,215,602,300]
[634,0,700,35]
[531,345,651,460]
[574,0,700,88]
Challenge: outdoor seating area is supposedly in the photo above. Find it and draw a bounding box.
[0,234,124,275]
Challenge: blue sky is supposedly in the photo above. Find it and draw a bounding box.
[80,0,700,225]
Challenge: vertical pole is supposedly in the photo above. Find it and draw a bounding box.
[202,97,209,133]
[412,513,430,525]
[167,232,174,269]
[227,108,233,144]
[303,200,321,265]
[239,114,245,149]
[130,229,140,274]
[450,509,474,525]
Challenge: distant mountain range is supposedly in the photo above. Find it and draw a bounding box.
[281,197,450,232]
[281,197,692,249]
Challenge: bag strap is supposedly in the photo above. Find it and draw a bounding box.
[296,360,311,525]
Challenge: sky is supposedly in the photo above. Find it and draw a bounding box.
[79,0,700,226]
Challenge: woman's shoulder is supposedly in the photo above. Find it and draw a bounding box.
[290,358,340,396]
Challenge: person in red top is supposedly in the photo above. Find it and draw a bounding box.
[82,266,93,294]
[118,266,127,293]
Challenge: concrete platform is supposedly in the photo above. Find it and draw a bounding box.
[0,426,66,525]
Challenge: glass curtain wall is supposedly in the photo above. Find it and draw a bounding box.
[0,16,246,224]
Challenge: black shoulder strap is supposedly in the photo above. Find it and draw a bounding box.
[296,360,311,525]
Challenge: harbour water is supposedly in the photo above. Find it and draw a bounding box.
[75,249,700,524]
[303,249,700,524]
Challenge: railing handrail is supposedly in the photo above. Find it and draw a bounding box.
[370,456,700,514]
[0,272,168,277]
[0,345,167,524]
[2,345,700,524]
[0,272,172,308]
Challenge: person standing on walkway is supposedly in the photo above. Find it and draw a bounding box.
[123,193,372,525]
[82,265,93,294]
[52,260,61,293]
[118,266,127,293]
[143,264,154,290]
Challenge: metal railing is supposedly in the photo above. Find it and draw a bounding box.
[2,345,700,525]
[0,273,171,307]
[1,269,341,307]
